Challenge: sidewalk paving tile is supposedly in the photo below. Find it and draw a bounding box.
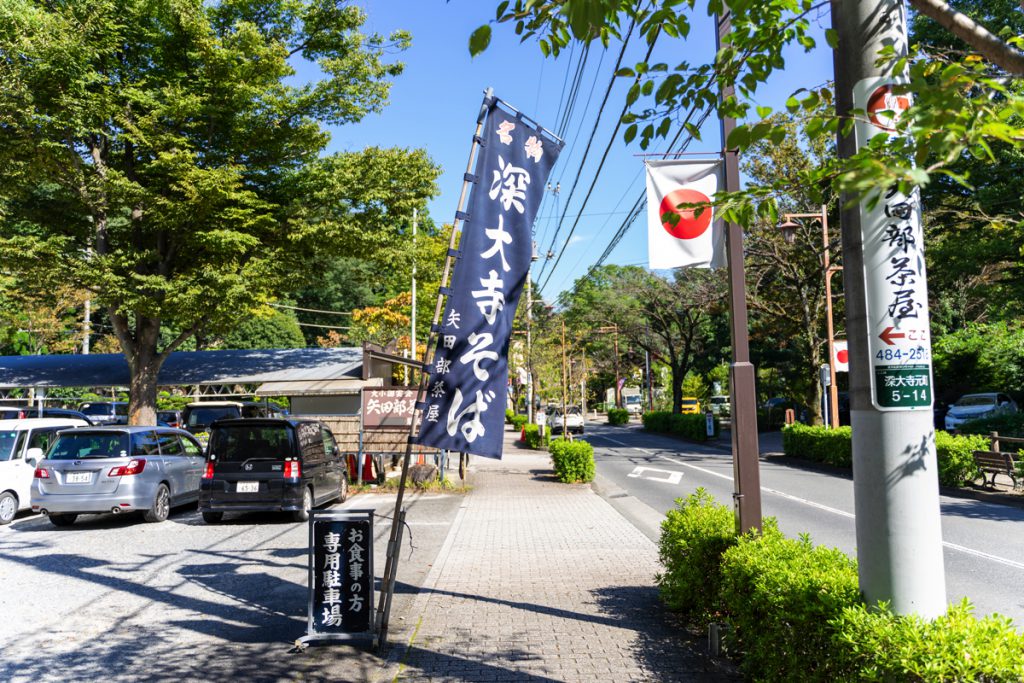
[382,430,738,682]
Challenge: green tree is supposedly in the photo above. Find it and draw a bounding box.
[0,1,438,423]
[219,308,305,350]
[561,265,727,414]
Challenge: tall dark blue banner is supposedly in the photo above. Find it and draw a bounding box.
[415,99,562,458]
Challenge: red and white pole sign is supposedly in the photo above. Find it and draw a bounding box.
[853,77,933,411]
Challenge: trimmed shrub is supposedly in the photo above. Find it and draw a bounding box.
[720,528,862,682]
[548,438,595,483]
[607,407,630,425]
[505,408,514,424]
[935,430,989,487]
[782,423,853,467]
[783,424,990,487]
[643,410,718,441]
[959,412,1024,439]
[510,414,528,431]
[833,599,1024,682]
[523,423,548,450]
[657,489,736,622]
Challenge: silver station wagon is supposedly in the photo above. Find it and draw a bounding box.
[32,426,205,527]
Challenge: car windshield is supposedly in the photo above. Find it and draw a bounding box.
[0,431,19,461]
[208,425,292,462]
[956,396,996,407]
[711,397,727,404]
[625,395,641,405]
[681,400,698,406]
[48,433,129,460]
[186,407,239,427]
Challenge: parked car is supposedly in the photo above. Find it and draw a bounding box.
[156,410,182,429]
[0,418,88,524]
[944,393,1018,432]
[32,426,205,527]
[16,406,95,424]
[77,401,129,425]
[0,405,31,420]
[708,395,730,417]
[199,418,347,524]
[181,401,285,442]
[680,397,701,414]
[550,407,585,435]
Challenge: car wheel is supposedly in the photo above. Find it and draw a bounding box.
[292,486,313,523]
[49,513,77,527]
[202,511,223,524]
[144,484,171,523]
[337,475,349,503]
[0,491,17,525]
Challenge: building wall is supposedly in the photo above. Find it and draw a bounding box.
[291,395,360,416]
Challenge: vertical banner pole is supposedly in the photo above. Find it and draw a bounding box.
[375,89,494,650]
[716,8,763,534]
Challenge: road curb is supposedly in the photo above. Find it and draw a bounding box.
[591,472,667,544]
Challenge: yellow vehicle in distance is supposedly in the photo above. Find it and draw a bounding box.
[680,397,701,414]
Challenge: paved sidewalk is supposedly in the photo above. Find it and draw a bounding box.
[380,432,738,682]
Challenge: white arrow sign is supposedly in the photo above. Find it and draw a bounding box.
[627,466,683,485]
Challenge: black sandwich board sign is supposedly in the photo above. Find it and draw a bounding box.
[298,509,375,646]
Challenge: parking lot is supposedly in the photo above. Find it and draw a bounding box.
[0,491,462,682]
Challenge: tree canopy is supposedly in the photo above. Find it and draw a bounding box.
[0,0,439,422]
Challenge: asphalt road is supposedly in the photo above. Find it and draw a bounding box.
[584,421,1024,629]
[0,490,464,682]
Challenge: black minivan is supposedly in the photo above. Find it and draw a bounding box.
[198,418,347,523]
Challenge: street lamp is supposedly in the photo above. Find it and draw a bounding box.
[778,205,842,429]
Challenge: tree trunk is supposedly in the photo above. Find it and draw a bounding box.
[118,313,163,426]
[671,363,683,415]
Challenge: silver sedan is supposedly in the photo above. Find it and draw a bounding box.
[31,426,205,527]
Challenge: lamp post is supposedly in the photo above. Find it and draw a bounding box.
[596,324,620,409]
[778,205,841,429]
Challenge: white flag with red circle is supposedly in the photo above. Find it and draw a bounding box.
[833,339,849,372]
[644,159,726,269]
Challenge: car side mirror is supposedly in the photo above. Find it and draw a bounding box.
[25,447,44,467]
[332,446,340,457]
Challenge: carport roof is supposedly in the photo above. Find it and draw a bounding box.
[0,347,364,389]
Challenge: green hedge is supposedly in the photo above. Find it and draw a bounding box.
[657,495,1024,681]
[548,438,595,483]
[781,424,990,488]
[642,411,718,441]
[510,414,528,431]
[657,489,737,622]
[781,423,853,467]
[523,423,548,450]
[720,527,861,681]
[505,408,514,423]
[607,407,630,425]
[959,412,1024,439]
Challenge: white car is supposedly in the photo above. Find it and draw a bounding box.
[551,408,585,435]
[0,418,88,524]
[944,393,1018,432]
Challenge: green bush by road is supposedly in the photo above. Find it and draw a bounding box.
[658,490,1024,681]
[642,411,718,441]
[548,438,595,483]
[781,423,990,488]
[607,408,630,425]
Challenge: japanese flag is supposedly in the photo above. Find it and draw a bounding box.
[644,159,726,269]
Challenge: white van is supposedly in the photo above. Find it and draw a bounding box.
[0,418,87,524]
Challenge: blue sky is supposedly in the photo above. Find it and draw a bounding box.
[323,2,834,302]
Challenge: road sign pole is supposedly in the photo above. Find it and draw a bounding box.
[831,0,946,617]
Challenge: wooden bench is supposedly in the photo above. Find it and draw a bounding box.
[972,450,1020,490]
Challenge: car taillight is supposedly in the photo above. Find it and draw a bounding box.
[202,462,214,479]
[34,468,49,479]
[284,460,300,478]
[108,459,146,477]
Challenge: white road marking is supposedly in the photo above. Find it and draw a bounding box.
[627,466,683,485]
[593,432,1024,572]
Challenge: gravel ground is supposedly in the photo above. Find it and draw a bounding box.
[0,491,463,683]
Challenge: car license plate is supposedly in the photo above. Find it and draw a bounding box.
[236,482,259,493]
[66,472,91,484]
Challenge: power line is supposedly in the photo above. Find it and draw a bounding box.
[537,17,638,281]
[296,322,351,331]
[270,302,352,316]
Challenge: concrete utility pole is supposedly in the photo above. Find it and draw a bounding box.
[832,0,946,617]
